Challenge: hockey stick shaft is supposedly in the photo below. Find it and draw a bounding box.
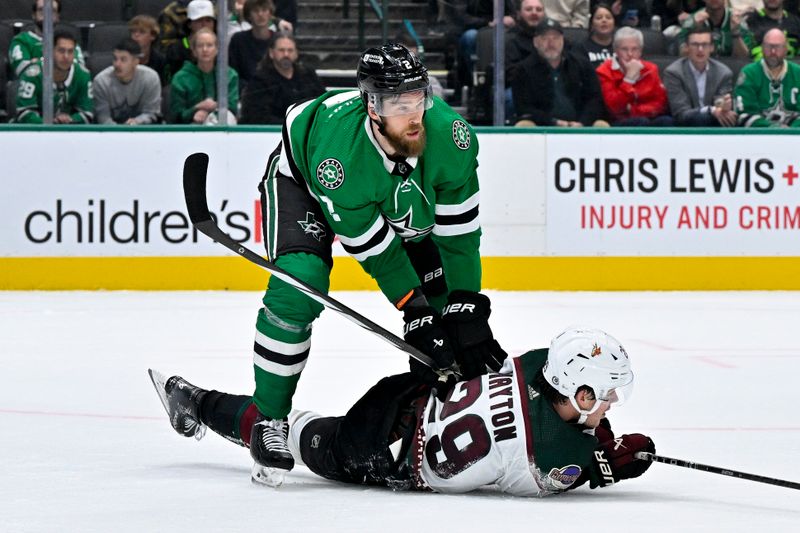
[635,452,800,490]
[182,152,440,371]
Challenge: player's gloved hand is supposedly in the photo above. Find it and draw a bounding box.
[441,290,507,380]
[589,433,656,488]
[402,305,458,399]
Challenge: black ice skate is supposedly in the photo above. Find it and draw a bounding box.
[148,369,207,441]
[250,415,294,487]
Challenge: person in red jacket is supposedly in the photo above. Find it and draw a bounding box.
[596,26,673,126]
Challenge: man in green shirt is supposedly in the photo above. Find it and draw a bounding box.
[735,28,800,126]
[678,0,751,58]
[7,0,85,78]
[14,29,93,124]
[219,43,506,486]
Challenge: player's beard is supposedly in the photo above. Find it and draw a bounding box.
[383,122,427,157]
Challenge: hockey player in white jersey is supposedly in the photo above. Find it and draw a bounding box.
[149,327,655,493]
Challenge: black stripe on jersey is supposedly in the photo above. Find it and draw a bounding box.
[253,341,310,366]
[435,205,479,227]
[340,221,392,257]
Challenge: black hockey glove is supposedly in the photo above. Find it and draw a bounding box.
[589,433,656,488]
[441,290,507,380]
[402,304,458,399]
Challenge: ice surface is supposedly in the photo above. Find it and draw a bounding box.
[1,291,799,532]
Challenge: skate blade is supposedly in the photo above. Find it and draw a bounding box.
[251,463,289,488]
[147,369,171,416]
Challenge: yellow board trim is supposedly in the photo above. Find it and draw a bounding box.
[2,256,800,290]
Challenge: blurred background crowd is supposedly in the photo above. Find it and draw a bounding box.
[3,0,800,127]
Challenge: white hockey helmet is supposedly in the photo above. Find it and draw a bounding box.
[542,327,634,421]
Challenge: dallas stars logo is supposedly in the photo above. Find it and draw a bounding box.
[316,158,345,190]
[452,120,470,150]
[298,212,327,242]
[387,207,433,239]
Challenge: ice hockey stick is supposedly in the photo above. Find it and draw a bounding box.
[182,152,444,373]
[636,452,800,490]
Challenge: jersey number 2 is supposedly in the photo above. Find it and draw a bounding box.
[425,379,491,479]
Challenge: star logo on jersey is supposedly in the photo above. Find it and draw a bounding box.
[386,207,434,239]
[316,158,345,190]
[297,212,327,242]
[452,120,470,150]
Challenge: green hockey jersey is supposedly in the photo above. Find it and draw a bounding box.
[14,62,94,124]
[734,60,800,127]
[278,90,483,303]
[7,30,86,78]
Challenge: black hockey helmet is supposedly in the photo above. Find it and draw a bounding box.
[357,43,432,115]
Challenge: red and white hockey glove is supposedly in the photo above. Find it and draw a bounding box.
[589,433,656,488]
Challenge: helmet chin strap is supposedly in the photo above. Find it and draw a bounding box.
[569,397,606,425]
[370,115,388,137]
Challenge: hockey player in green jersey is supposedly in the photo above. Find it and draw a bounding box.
[149,327,655,494]
[14,29,93,124]
[734,28,800,127]
[7,0,85,79]
[242,43,507,485]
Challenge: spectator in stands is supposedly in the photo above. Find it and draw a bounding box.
[512,18,608,126]
[169,28,239,124]
[229,0,294,89]
[164,0,217,79]
[129,15,168,85]
[744,0,800,58]
[93,39,162,125]
[14,29,93,124]
[159,0,192,52]
[664,26,737,125]
[455,0,516,90]
[596,26,673,125]
[652,0,704,37]
[228,0,252,39]
[506,0,546,80]
[7,0,85,79]
[609,0,651,28]
[543,0,590,28]
[575,3,617,68]
[678,0,751,57]
[735,28,800,126]
[240,32,323,124]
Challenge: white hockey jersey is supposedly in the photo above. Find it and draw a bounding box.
[408,350,600,496]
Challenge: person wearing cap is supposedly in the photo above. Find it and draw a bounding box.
[163,0,218,79]
[512,17,608,126]
[93,38,162,125]
[596,26,673,126]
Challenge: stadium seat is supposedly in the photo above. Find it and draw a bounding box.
[563,27,587,47]
[87,51,114,78]
[61,0,127,23]
[648,54,677,77]
[642,28,667,55]
[87,22,131,54]
[3,0,31,20]
[134,0,170,17]
[5,79,17,121]
[0,22,14,60]
[720,56,751,81]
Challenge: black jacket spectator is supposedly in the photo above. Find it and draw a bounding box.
[506,23,538,84]
[512,49,605,125]
[240,62,325,124]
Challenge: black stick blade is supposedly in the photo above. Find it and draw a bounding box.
[183,152,211,223]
